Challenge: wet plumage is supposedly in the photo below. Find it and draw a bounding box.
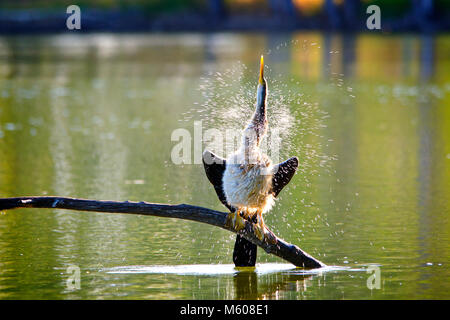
[203,56,299,266]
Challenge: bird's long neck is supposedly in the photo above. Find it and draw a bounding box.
[240,82,268,159]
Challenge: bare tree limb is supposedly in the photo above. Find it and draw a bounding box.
[0,196,325,269]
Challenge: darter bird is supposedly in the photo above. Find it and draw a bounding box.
[203,56,299,266]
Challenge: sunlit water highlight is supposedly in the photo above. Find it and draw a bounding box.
[105,263,364,276]
[106,263,296,275]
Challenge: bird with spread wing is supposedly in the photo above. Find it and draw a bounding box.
[203,56,299,266]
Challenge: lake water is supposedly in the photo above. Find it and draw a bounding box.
[0,32,449,299]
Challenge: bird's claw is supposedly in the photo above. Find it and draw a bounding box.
[253,212,267,242]
[227,210,275,244]
[254,222,265,241]
[226,210,246,231]
[235,210,246,231]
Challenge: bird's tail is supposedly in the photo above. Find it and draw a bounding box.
[233,234,257,267]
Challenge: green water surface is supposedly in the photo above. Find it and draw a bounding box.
[0,32,449,299]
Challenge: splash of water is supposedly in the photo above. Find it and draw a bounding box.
[184,54,338,258]
[186,60,335,175]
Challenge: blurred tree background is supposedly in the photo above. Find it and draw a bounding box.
[0,0,448,32]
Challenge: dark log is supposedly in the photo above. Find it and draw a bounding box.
[0,196,325,269]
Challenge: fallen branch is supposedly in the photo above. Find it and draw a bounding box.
[0,196,325,269]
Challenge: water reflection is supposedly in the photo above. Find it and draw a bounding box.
[233,269,317,300]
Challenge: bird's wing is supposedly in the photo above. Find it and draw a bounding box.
[272,156,299,197]
[202,150,231,211]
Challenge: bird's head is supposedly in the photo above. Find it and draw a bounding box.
[249,55,268,143]
[256,55,267,112]
[243,56,269,152]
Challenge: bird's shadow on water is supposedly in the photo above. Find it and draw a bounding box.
[104,263,368,299]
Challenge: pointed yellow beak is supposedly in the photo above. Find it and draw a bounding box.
[258,55,264,85]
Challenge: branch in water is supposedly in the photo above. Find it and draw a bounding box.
[0,196,325,269]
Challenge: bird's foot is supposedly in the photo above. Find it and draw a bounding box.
[235,210,246,231]
[253,212,266,242]
[252,212,277,244]
[254,222,265,241]
[254,223,277,244]
[226,209,246,231]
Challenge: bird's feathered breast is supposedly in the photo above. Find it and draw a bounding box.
[222,151,274,213]
[203,150,299,212]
